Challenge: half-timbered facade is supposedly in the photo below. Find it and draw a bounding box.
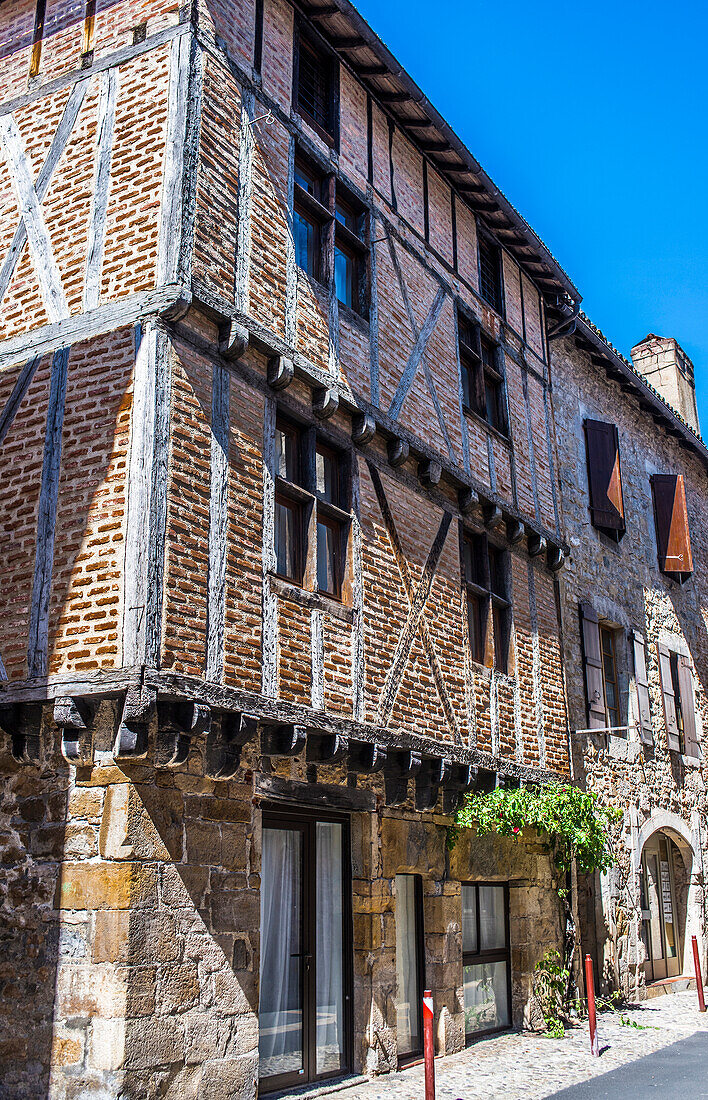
[0,0,578,1094]
[552,319,708,1000]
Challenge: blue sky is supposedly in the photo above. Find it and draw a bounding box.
[353,0,708,430]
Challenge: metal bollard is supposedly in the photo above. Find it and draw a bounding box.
[692,936,706,1013]
[585,954,599,1056]
[423,988,435,1100]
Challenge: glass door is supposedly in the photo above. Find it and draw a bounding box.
[259,811,351,1092]
[395,873,425,1062]
[641,835,681,982]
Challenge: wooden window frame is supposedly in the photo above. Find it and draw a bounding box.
[651,474,694,582]
[657,643,698,756]
[599,624,620,729]
[461,882,512,1042]
[462,530,511,673]
[293,25,340,148]
[458,311,508,437]
[584,419,626,539]
[477,234,504,316]
[294,156,331,286]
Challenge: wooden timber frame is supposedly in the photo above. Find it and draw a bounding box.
[0,665,561,807]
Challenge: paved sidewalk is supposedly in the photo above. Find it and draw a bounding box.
[339,991,708,1100]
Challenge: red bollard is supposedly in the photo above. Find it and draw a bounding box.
[585,954,599,1057]
[692,936,706,1013]
[423,988,435,1100]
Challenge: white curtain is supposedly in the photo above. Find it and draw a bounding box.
[316,822,344,1074]
[395,874,421,1054]
[259,828,302,1077]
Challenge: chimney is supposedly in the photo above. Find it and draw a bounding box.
[631,334,700,435]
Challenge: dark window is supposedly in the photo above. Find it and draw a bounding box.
[462,532,511,672]
[458,312,507,435]
[334,195,367,316]
[462,883,511,1039]
[584,420,625,539]
[478,236,503,314]
[272,419,350,600]
[651,474,693,581]
[599,625,620,729]
[295,32,337,144]
[294,158,328,283]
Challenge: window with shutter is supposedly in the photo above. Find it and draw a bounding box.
[631,630,653,745]
[651,475,693,581]
[580,603,606,730]
[658,643,682,752]
[678,654,699,758]
[584,420,625,538]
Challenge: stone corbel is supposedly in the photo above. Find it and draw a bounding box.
[55,696,95,766]
[348,739,387,774]
[306,731,348,764]
[547,544,565,572]
[506,519,525,545]
[267,354,294,390]
[459,487,480,516]
[527,532,547,558]
[418,459,441,488]
[114,684,156,759]
[415,756,451,811]
[156,700,211,768]
[205,712,259,779]
[219,320,249,360]
[484,503,504,531]
[1,703,42,765]
[473,767,497,794]
[387,437,409,468]
[384,749,422,806]
[312,387,339,419]
[261,723,307,758]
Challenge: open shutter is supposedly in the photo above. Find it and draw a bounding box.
[658,643,681,751]
[651,474,693,579]
[580,603,606,729]
[584,420,625,534]
[631,630,653,745]
[678,655,699,758]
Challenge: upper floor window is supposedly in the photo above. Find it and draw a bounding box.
[658,643,699,756]
[293,152,369,318]
[651,474,693,582]
[478,235,503,314]
[584,419,625,540]
[458,313,507,435]
[295,29,338,146]
[273,417,350,600]
[579,603,625,733]
[462,532,511,673]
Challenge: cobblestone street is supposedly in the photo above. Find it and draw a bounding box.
[332,992,708,1100]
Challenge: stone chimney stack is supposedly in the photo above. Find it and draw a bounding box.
[631,334,700,435]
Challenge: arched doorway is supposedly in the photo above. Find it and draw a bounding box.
[639,832,686,981]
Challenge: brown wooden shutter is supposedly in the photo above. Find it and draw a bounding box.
[631,630,653,745]
[678,654,699,757]
[580,602,606,729]
[651,474,693,578]
[658,643,681,751]
[584,420,625,533]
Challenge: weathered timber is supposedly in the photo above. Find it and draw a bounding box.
[388,284,446,419]
[0,355,41,447]
[204,712,258,779]
[306,731,348,764]
[261,723,307,758]
[384,749,423,806]
[156,700,211,767]
[83,68,118,310]
[415,756,451,811]
[351,411,376,445]
[114,684,156,759]
[54,695,94,765]
[205,362,230,682]
[312,386,339,419]
[418,458,442,487]
[348,739,387,773]
[1,703,42,765]
[255,774,376,813]
[387,437,409,467]
[219,320,249,360]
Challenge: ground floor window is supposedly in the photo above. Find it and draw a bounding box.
[640,833,682,982]
[395,873,425,1061]
[462,882,511,1038]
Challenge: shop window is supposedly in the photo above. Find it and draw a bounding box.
[658,643,699,756]
[584,419,625,539]
[273,416,350,600]
[395,874,425,1061]
[458,312,507,435]
[651,474,693,582]
[294,29,338,145]
[478,235,503,314]
[462,532,511,672]
[462,883,511,1039]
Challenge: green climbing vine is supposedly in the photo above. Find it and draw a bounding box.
[447,782,621,883]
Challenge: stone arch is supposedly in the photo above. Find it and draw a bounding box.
[634,810,699,979]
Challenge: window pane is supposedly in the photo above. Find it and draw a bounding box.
[485,376,501,428]
[317,519,339,595]
[275,499,299,581]
[295,161,318,196]
[487,546,505,597]
[462,884,477,954]
[259,828,303,1078]
[464,961,509,1036]
[335,199,361,238]
[294,208,318,278]
[316,822,345,1075]
[461,360,474,409]
[468,594,484,664]
[298,39,332,133]
[316,447,338,503]
[334,245,354,309]
[396,874,421,1055]
[479,238,501,312]
[275,426,299,482]
[492,605,508,674]
[479,885,506,951]
[464,536,484,587]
